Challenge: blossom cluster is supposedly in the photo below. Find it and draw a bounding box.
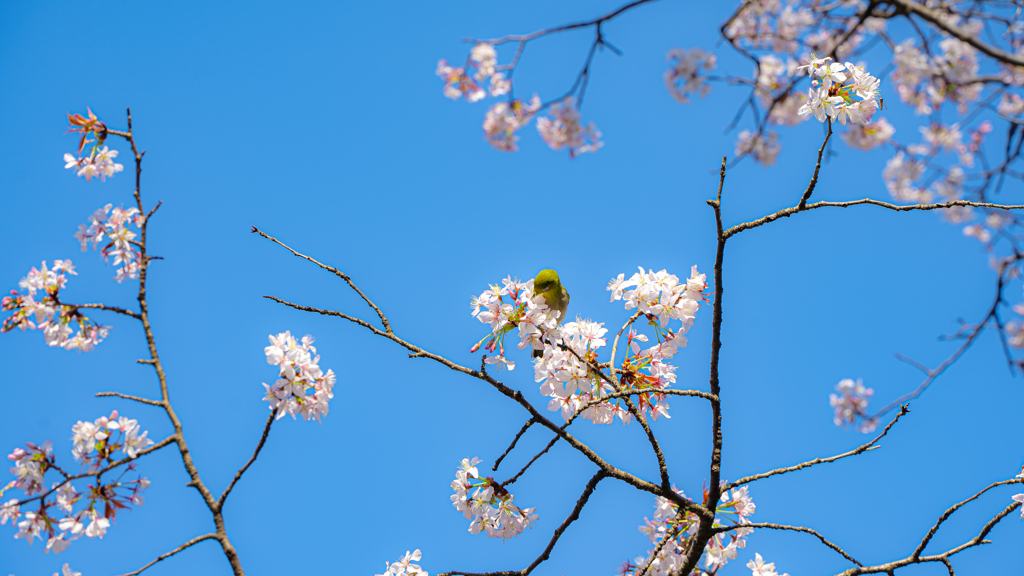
[450,457,537,539]
[74,204,145,282]
[664,48,717,104]
[735,130,781,166]
[469,267,706,425]
[3,412,152,555]
[71,410,154,473]
[841,117,895,151]
[376,549,428,576]
[62,109,124,183]
[724,0,816,54]
[1,260,109,351]
[620,484,755,575]
[891,37,981,116]
[437,44,602,155]
[536,98,603,157]
[482,95,541,152]
[63,147,123,182]
[796,56,880,126]
[262,331,336,423]
[469,276,559,372]
[540,265,707,425]
[829,378,877,433]
[436,43,509,103]
[880,119,1001,245]
[607,266,707,330]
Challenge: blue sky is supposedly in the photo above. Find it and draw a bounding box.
[1,1,1022,575]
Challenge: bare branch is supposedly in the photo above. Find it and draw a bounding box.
[501,434,559,488]
[74,302,141,320]
[798,119,833,210]
[113,533,219,576]
[95,391,164,407]
[467,0,660,45]
[252,226,392,334]
[724,199,1024,240]
[217,410,278,511]
[493,418,535,472]
[714,522,862,566]
[723,404,909,491]
[913,478,1024,559]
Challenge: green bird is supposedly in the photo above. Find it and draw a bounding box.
[532,269,570,358]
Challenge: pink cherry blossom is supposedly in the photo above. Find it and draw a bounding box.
[262,331,336,422]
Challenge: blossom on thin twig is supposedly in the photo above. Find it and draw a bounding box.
[796,56,881,125]
[536,98,602,157]
[63,109,123,182]
[4,413,151,554]
[830,378,877,433]
[71,410,154,473]
[436,42,508,103]
[483,96,541,152]
[469,275,561,370]
[1,260,110,351]
[74,204,144,283]
[262,331,336,422]
[450,457,537,539]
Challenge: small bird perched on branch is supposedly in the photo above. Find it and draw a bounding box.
[532,269,570,358]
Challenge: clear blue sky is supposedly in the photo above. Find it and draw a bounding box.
[1,1,1021,575]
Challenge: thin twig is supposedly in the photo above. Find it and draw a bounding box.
[217,410,278,511]
[912,477,1023,559]
[723,405,909,491]
[714,522,862,566]
[252,226,392,334]
[493,418,535,472]
[95,391,164,407]
[798,119,833,210]
[74,302,141,320]
[113,533,219,576]
[501,434,560,488]
[724,198,1024,240]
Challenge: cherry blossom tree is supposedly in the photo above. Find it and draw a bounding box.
[4,1,1024,575]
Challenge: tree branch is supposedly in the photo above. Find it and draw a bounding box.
[714,522,862,566]
[438,470,609,576]
[261,295,709,519]
[217,410,278,511]
[798,119,833,210]
[251,226,392,334]
[493,418,535,472]
[74,302,141,320]
[724,199,1024,240]
[95,391,164,407]
[723,404,909,491]
[113,533,219,576]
